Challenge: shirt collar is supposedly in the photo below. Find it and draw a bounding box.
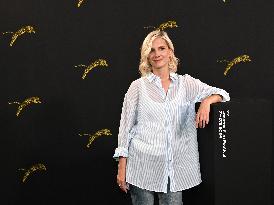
[146,71,178,83]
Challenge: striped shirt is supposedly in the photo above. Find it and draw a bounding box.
[113,71,230,193]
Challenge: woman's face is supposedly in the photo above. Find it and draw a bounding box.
[148,37,171,71]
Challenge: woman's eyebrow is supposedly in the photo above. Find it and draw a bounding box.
[151,45,167,50]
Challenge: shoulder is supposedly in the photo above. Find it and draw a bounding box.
[125,78,142,97]
[128,78,142,90]
[177,73,194,79]
[177,73,201,82]
[176,73,203,89]
[177,73,194,82]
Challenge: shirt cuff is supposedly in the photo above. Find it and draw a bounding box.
[214,90,230,102]
[113,147,128,161]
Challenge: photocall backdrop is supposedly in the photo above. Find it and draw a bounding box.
[0,0,273,204]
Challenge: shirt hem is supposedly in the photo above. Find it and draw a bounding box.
[126,179,202,193]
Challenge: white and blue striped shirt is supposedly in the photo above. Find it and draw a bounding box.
[113,71,230,193]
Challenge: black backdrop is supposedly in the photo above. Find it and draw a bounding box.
[0,0,273,204]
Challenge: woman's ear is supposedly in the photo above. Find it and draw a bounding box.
[169,50,173,59]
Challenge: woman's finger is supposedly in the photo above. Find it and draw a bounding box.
[122,185,128,193]
[197,111,210,128]
[200,119,204,128]
[119,183,127,193]
[117,179,127,193]
[201,114,205,128]
[199,112,209,128]
[198,114,203,128]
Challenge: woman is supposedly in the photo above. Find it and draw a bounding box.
[113,30,230,205]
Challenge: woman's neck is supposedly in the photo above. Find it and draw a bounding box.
[152,67,170,81]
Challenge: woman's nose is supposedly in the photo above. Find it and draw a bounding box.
[155,50,160,57]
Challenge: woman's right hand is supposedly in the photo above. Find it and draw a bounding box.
[117,157,128,193]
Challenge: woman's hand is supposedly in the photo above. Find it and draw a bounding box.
[195,100,211,128]
[195,94,223,128]
[117,157,128,193]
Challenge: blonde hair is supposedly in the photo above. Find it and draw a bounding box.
[139,30,179,76]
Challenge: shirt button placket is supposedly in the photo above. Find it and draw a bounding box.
[165,82,175,191]
[165,102,173,170]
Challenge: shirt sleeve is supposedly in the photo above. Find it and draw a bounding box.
[113,80,139,161]
[185,74,230,103]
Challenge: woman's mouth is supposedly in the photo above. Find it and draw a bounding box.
[154,59,162,62]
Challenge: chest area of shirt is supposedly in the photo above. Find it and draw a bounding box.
[161,80,171,94]
[140,79,190,108]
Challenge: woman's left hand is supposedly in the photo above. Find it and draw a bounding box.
[195,100,211,128]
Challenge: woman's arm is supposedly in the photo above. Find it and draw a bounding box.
[203,94,223,104]
[195,94,223,128]
[113,80,139,161]
[184,74,230,128]
[113,80,139,193]
[117,157,128,193]
[184,74,230,103]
